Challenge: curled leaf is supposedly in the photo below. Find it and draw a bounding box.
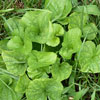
[51,59,72,81]
[60,28,82,59]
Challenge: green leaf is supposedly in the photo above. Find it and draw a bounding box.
[21,37,32,55]
[7,36,32,55]
[27,68,49,79]
[0,74,12,85]
[45,0,72,21]
[4,10,64,47]
[74,5,100,16]
[15,74,30,93]
[46,23,64,47]
[4,17,26,39]
[68,12,89,29]
[4,17,20,33]
[7,36,23,50]
[78,41,100,73]
[83,23,98,40]
[71,0,78,7]
[28,50,57,70]
[57,17,68,25]
[0,56,6,69]
[52,24,64,36]
[21,10,51,44]
[59,28,82,59]
[26,79,63,100]
[2,50,27,75]
[27,64,50,79]
[27,50,57,79]
[51,59,72,81]
[0,74,22,100]
[0,39,8,53]
[27,68,43,79]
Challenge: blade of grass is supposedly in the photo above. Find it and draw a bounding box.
[91,90,96,100]
[0,8,14,13]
